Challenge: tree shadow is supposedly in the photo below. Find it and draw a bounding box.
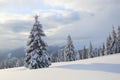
[55,63,120,73]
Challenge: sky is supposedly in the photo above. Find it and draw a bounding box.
[0,0,120,51]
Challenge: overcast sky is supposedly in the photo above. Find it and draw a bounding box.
[0,0,120,51]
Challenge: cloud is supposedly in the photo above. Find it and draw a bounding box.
[0,0,120,51]
[44,9,80,24]
[44,0,120,12]
[0,13,32,50]
[0,9,81,50]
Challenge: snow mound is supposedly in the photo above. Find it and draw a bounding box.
[0,54,120,80]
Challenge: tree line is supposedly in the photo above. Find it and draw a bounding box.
[50,26,120,62]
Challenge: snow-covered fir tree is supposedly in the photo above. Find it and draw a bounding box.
[111,26,119,53]
[83,46,87,59]
[98,43,105,56]
[76,51,80,60]
[77,50,83,60]
[25,15,51,69]
[106,34,112,55]
[93,48,98,57]
[88,42,94,58]
[57,49,64,62]
[102,43,105,55]
[64,35,76,61]
[99,47,103,56]
[79,51,83,59]
[117,26,120,52]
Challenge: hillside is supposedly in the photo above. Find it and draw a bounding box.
[0,54,120,80]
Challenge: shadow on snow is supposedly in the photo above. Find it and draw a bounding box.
[54,63,120,73]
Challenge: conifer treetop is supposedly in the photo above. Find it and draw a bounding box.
[35,15,39,23]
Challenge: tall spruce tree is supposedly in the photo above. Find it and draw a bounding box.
[83,46,87,59]
[94,48,98,57]
[25,15,51,69]
[117,26,120,52]
[99,47,103,56]
[106,34,112,55]
[111,26,119,53]
[57,49,64,62]
[76,51,80,60]
[102,43,105,55]
[88,42,94,58]
[64,35,76,61]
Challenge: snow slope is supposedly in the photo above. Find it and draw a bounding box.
[0,54,120,80]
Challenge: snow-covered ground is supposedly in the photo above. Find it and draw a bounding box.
[0,54,120,80]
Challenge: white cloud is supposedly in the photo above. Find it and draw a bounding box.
[44,0,120,13]
[0,13,32,23]
[0,9,80,50]
[0,0,120,50]
[45,26,65,36]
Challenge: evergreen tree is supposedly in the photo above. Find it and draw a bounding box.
[25,15,51,69]
[106,34,112,55]
[99,43,105,56]
[88,42,94,58]
[117,26,120,52]
[83,46,87,59]
[57,49,64,62]
[111,26,119,53]
[99,47,103,56]
[102,43,105,55]
[77,50,83,60]
[76,51,80,60]
[93,48,98,57]
[64,35,76,61]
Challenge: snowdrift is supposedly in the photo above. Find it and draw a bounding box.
[0,54,120,80]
